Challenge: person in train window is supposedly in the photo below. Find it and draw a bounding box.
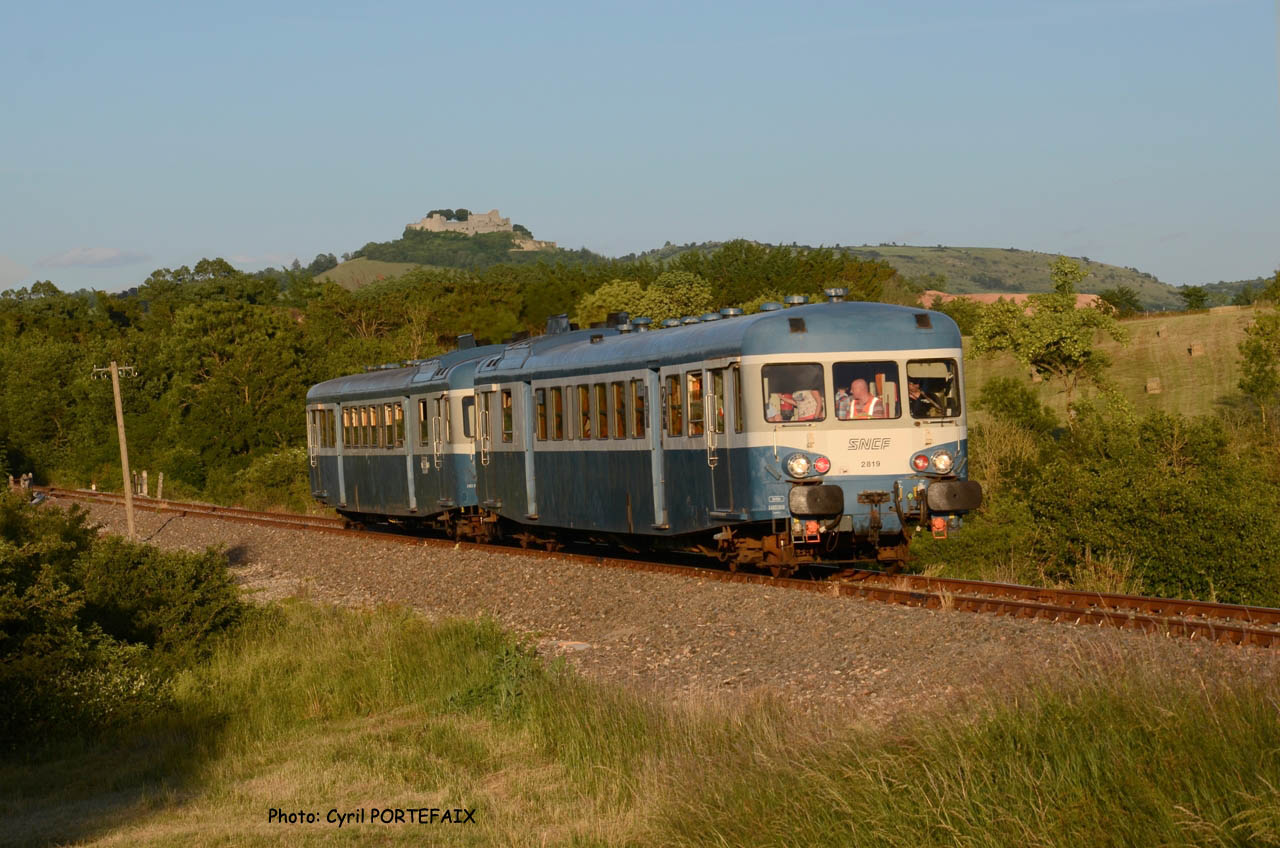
[908,380,944,418]
[791,389,823,421]
[836,379,886,419]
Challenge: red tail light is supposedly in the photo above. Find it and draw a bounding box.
[813,455,830,474]
[912,453,930,471]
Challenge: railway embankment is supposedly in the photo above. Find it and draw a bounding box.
[71,497,1279,721]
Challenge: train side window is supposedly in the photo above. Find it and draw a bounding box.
[666,374,683,435]
[687,371,704,437]
[535,388,548,441]
[732,365,744,433]
[357,406,367,447]
[419,400,430,446]
[382,403,392,449]
[550,387,564,440]
[710,369,726,434]
[611,382,626,439]
[762,362,826,422]
[461,396,475,440]
[342,408,350,447]
[631,380,646,438]
[501,390,513,443]
[594,383,608,439]
[394,403,405,448]
[325,409,336,448]
[370,405,381,448]
[577,384,591,439]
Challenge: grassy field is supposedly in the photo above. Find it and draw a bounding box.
[964,306,1261,418]
[4,602,1278,847]
[315,257,425,290]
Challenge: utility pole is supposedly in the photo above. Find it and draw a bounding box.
[93,361,137,540]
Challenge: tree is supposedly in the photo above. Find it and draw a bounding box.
[972,256,1128,415]
[1179,286,1208,311]
[1098,286,1142,317]
[1239,309,1280,425]
[305,253,338,277]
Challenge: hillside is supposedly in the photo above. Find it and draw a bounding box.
[964,306,1261,419]
[625,242,1183,309]
[844,246,1181,309]
[315,257,424,289]
[351,228,601,271]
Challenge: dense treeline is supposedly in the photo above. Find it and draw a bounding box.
[0,241,908,507]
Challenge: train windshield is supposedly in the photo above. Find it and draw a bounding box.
[762,363,825,422]
[906,359,961,418]
[833,361,901,420]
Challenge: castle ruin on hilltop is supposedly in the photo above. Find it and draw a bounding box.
[407,208,556,250]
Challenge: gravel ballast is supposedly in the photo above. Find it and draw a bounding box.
[70,498,1280,723]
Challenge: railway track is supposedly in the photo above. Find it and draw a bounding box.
[39,486,1280,649]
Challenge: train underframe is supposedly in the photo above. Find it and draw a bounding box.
[338,495,933,578]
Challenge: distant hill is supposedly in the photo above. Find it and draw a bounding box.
[351,229,601,271]
[840,246,1182,309]
[624,242,1183,309]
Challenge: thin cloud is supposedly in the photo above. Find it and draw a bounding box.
[38,247,151,268]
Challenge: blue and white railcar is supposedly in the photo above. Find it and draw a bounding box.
[305,342,505,531]
[462,297,981,572]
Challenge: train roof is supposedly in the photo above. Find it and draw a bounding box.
[306,302,961,401]
[477,300,960,382]
[306,343,506,403]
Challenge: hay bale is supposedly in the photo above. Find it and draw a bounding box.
[1187,342,1205,357]
[1145,377,1162,394]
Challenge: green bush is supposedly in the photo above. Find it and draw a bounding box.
[974,375,1058,434]
[0,493,246,747]
[1030,403,1280,605]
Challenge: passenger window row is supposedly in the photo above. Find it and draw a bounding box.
[341,403,405,449]
[534,379,647,442]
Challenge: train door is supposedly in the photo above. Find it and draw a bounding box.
[705,365,737,515]
[646,369,667,528]
[430,392,450,506]
[475,388,498,506]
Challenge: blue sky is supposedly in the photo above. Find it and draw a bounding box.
[1,0,1276,292]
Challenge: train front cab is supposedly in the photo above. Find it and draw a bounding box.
[710,349,982,572]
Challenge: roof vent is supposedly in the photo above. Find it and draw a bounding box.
[661,318,682,328]
[720,307,744,318]
[759,301,783,312]
[606,311,629,328]
[783,295,809,307]
[681,316,701,325]
[617,322,633,334]
[700,312,722,322]
[825,287,848,303]
[546,314,572,335]
[456,333,476,350]
[633,317,653,332]
[914,313,933,329]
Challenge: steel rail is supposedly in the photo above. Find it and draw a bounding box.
[38,487,1280,649]
[831,569,1280,629]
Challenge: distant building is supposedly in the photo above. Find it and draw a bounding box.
[409,208,513,235]
[406,208,556,250]
[920,290,1102,310]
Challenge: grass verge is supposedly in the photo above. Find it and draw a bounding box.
[3,603,1277,847]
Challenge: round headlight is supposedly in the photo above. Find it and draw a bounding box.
[785,453,812,477]
[912,453,930,472]
[932,450,954,473]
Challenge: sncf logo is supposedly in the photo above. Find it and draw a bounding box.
[847,437,891,450]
